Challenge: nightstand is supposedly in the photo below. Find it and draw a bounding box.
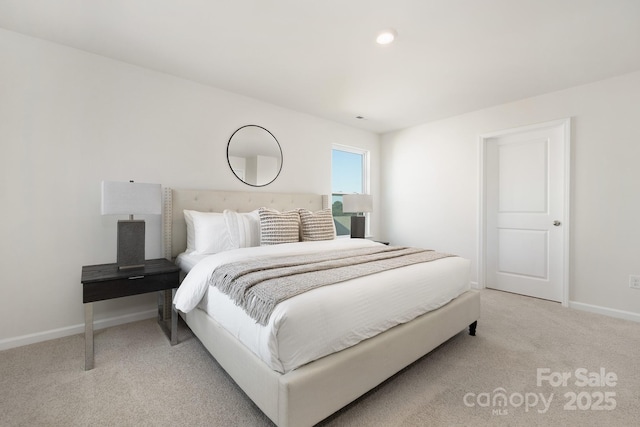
[368,238,390,245]
[81,258,181,370]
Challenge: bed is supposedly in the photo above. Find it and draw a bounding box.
[163,188,480,427]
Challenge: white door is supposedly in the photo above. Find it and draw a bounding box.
[483,120,569,303]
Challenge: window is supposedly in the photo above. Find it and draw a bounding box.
[331,145,369,236]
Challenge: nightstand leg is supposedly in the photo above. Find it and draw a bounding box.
[171,288,178,346]
[84,303,94,370]
[157,289,179,345]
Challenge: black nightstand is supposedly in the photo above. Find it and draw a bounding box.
[81,258,181,370]
[371,240,390,245]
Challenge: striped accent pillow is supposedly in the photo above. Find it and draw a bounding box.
[299,208,336,241]
[258,208,301,245]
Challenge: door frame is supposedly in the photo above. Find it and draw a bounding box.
[478,118,571,306]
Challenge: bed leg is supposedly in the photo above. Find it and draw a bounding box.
[469,321,477,336]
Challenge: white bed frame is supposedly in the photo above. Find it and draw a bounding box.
[163,188,480,427]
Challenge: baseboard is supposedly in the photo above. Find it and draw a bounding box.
[470,281,481,290]
[0,309,157,352]
[569,301,640,323]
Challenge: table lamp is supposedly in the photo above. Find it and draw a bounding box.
[342,194,373,239]
[101,181,162,269]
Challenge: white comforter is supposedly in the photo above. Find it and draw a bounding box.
[174,239,471,373]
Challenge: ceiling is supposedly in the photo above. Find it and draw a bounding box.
[1,0,639,134]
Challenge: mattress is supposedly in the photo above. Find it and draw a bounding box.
[175,251,208,272]
[174,239,471,373]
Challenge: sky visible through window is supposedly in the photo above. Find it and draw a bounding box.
[332,149,363,194]
[332,148,365,236]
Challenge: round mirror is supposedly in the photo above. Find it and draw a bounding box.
[227,125,283,187]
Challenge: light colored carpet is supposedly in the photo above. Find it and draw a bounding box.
[1,289,639,426]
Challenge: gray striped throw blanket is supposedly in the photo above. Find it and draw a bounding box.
[210,245,454,325]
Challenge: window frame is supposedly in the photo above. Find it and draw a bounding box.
[331,144,371,237]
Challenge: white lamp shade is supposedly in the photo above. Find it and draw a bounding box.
[342,194,373,213]
[101,181,162,215]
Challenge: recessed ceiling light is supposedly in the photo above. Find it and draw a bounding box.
[376,29,397,45]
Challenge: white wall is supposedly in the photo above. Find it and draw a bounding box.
[0,29,380,347]
[381,70,640,319]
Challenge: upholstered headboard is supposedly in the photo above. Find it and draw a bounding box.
[163,188,327,259]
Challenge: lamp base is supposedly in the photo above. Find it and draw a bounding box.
[350,216,365,239]
[117,220,145,269]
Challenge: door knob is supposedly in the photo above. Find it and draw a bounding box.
[553,220,561,226]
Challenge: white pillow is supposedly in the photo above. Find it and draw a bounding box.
[186,210,233,254]
[183,209,196,253]
[223,209,261,248]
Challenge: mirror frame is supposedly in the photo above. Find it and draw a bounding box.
[226,124,283,187]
